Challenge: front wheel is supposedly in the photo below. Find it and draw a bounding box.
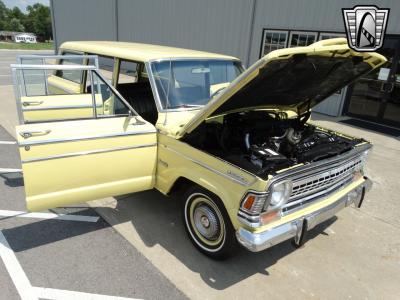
[182,186,237,259]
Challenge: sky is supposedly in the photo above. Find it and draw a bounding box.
[3,0,49,11]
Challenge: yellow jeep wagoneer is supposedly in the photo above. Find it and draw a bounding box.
[12,38,386,258]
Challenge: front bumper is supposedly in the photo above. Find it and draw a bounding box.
[236,177,372,252]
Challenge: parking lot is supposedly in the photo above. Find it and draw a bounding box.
[1,49,399,299]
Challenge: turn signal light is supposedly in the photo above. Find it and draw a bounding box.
[243,195,256,210]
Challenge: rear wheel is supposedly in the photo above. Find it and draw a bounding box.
[182,186,237,259]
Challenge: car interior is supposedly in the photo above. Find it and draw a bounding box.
[116,61,158,124]
[82,57,158,124]
[116,81,158,124]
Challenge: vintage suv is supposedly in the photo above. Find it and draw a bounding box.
[12,38,386,258]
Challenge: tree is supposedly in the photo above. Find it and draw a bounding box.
[25,4,52,41]
[0,0,7,30]
[5,18,25,32]
[0,1,52,41]
[8,7,25,20]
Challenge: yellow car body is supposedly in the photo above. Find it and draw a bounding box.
[14,39,386,255]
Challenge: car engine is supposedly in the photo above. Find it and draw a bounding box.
[184,110,363,178]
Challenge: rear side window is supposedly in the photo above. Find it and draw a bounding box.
[56,51,84,83]
[118,60,138,84]
[97,56,114,82]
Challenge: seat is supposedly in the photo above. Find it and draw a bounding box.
[117,82,158,124]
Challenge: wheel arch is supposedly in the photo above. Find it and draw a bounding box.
[168,176,230,215]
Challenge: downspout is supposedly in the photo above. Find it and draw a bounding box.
[49,0,57,52]
[245,0,257,67]
[114,0,119,41]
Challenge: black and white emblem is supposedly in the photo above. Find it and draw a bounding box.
[342,5,389,52]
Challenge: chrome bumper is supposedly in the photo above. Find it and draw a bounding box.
[236,177,372,252]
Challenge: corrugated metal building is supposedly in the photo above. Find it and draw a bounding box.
[50,0,400,127]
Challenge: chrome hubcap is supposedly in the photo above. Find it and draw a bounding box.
[193,204,220,240]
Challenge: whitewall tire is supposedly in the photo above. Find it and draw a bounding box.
[182,186,237,259]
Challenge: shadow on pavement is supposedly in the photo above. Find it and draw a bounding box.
[2,207,108,252]
[0,173,24,187]
[95,190,337,290]
[1,187,337,290]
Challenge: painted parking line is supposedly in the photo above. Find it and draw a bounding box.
[33,287,142,300]
[0,230,141,300]
[0,209,100,223]
[0,168,22,174]
[0,231,38,300]
[0,140,17,145]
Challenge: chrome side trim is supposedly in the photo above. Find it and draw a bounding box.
[10,64,97,71]
[22,104,102,111]
[163,144,256,187]
[22,143,157,163]
[19,129,156,147]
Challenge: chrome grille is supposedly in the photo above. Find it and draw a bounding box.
[289,156,363,203]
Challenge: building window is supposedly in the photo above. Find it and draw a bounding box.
[261,30,288,56]
[319,32,345,40]
[289,31,317,47]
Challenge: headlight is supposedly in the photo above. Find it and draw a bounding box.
[268,180,293,208]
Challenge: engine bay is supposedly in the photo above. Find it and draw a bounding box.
[183,110,364,178]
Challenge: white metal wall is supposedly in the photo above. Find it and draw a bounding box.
[51,0,400,116]
[51,0,117,48]
[116,0,254,65]
[248,0,400,64]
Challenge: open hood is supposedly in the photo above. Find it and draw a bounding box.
[177,38,386,138]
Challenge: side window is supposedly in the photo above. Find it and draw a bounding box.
[91,71,132,117]
[289,31,317,47]
[118,60,138,84]
[56,52,84,83]
[319,32,345,40]
[97,56,114,83]
[262,30,288,55]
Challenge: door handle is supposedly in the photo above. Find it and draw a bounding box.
[22,101,44,106]
[19,130,51,138]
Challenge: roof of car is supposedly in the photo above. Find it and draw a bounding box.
[60,41,239,62]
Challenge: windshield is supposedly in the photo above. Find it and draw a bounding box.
[150,59,243,109]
